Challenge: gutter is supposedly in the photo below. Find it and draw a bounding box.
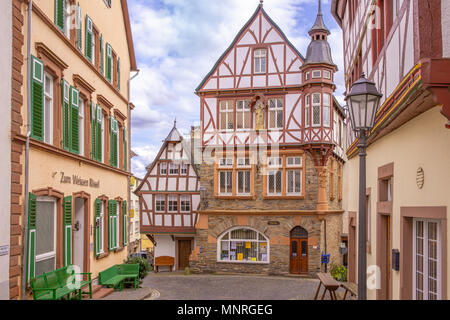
[22,0,33,300]
[127,69,140,256]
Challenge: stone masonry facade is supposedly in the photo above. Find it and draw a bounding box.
[189,152,344,276]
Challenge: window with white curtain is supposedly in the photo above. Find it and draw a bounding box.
[237,171,251,195]
[155,195,165,212]
[35,197,57,276]
[168,195,178,212]
[160,162,167,175]
[180,195,191,212]
[219,171,233,195]
[220,101,234,130]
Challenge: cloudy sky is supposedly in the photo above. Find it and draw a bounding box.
[128,0,344,178]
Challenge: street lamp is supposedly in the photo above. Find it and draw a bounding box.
[346,73,382,300]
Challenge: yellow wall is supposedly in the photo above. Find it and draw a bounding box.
[344,106,450,299]
[19,0,134,288]
[141,235,154,253]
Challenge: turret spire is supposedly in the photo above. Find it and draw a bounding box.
[309,0,330,36]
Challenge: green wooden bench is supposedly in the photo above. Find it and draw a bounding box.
[99,264,139,291]
[30,266,92,300]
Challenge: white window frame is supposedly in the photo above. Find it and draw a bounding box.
[286,170,302,195]
[64,0,71,39]
[413,219,442,300]
[312,70,322,78]
[99,202,105,254]
[155,195,165,213]
[305,94,310,128]
[236,100,251,130]
[267,170,282,196]
[160,162,167,175]
[254,49,267,74]
[180,195,191,212]
[286,156,302,167]
[217,227,270,264]
[267,157,282,168]
[236,170,251,196]
[168,195,178,213]
[305,72,310,81]
[219,101,234,131]
[218,171,233,196]
[115,204,119,249]
[323,70,331,79]
[43,72,54,145]
[181,163,188,175]
[237,158,251,168]
[169,163,179,175]
[79,99,84,156]
[268,99,283,130]
[35,197,57,274]
[218,158,234,168]
[323,93,331,127]
[312,93,321,127]
[101,112,105,163]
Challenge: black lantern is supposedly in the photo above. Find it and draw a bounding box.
[346,73,382,132]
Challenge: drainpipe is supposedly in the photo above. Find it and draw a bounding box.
[127,69,140,256]
[22,0,33,300]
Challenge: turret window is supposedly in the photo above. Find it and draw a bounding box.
[305,95,310,128]
[312,93,321,127]
[323,70,331,79]
[312,70,322,78]
[323,94,331,127]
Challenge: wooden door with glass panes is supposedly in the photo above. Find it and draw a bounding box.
[290,239,308,274]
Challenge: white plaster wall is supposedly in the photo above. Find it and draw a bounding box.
[442,0,450,58]
[0,0,12,300]
[154,235,175,259]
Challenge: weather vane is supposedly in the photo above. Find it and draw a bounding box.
[260,0,263,6]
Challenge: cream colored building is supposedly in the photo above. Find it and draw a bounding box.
[9,0,137,299]
[332,0,450,300]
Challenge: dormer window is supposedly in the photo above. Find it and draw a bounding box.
[254,49,267,74]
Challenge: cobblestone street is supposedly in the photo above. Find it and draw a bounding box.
[102,272,352,300]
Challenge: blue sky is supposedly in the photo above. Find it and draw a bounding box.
[128,0,344,178]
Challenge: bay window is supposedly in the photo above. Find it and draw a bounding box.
[323,93,331,127]
[218,228,269,263]
[305,95,310,128]
[312,93,321,127]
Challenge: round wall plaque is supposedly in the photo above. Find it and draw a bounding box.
[416,167,424,189]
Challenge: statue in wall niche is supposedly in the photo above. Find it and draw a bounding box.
[250,94,267,131]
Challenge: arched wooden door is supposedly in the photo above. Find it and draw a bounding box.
[290,226,308,274]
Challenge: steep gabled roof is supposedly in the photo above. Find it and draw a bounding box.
[195,4,305,93]
[135,124,193,193]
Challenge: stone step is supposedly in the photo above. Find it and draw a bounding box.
[92,287,114,300]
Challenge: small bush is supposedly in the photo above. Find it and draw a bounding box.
[126,256,150,279]
[330,264,348,282]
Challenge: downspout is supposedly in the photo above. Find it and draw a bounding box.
[127,69,140,256]
[22,0,33,300]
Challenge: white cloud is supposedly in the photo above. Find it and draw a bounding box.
[128,0,345,177]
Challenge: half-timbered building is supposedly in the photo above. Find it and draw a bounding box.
[135,124,201,271]
[190,2,346,276]
[332,0,450,300]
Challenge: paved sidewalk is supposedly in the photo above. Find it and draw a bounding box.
[100,272,352,300]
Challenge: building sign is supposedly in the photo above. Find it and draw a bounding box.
[58,172,100,188]
[0,245,9,256]
[268,221,280,226]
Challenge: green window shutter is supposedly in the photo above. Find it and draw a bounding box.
[26,193,37,284]
[70,86,80,154]
[122,201,127,246]
[123,126,127,171]
[31,56,44,141]
[85,15,93,62]
[54,0,65,32]
[90,101,96,160]
[63,196,73,266]
[96,105,102,162]
[107,0,111,7]
[61,79,70,150]
[94,199,101,257]
[106,43,112,83]
[110,117,118,167]
[76,4,82,51]
[108,200,117,251]
[100,35,104,75]
[117,57,121,91]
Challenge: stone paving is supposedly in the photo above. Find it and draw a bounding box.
[102,271,352,300]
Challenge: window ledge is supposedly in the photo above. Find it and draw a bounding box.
[114,247,125,253]
[96,252,109,260]
[217,261,270,265]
